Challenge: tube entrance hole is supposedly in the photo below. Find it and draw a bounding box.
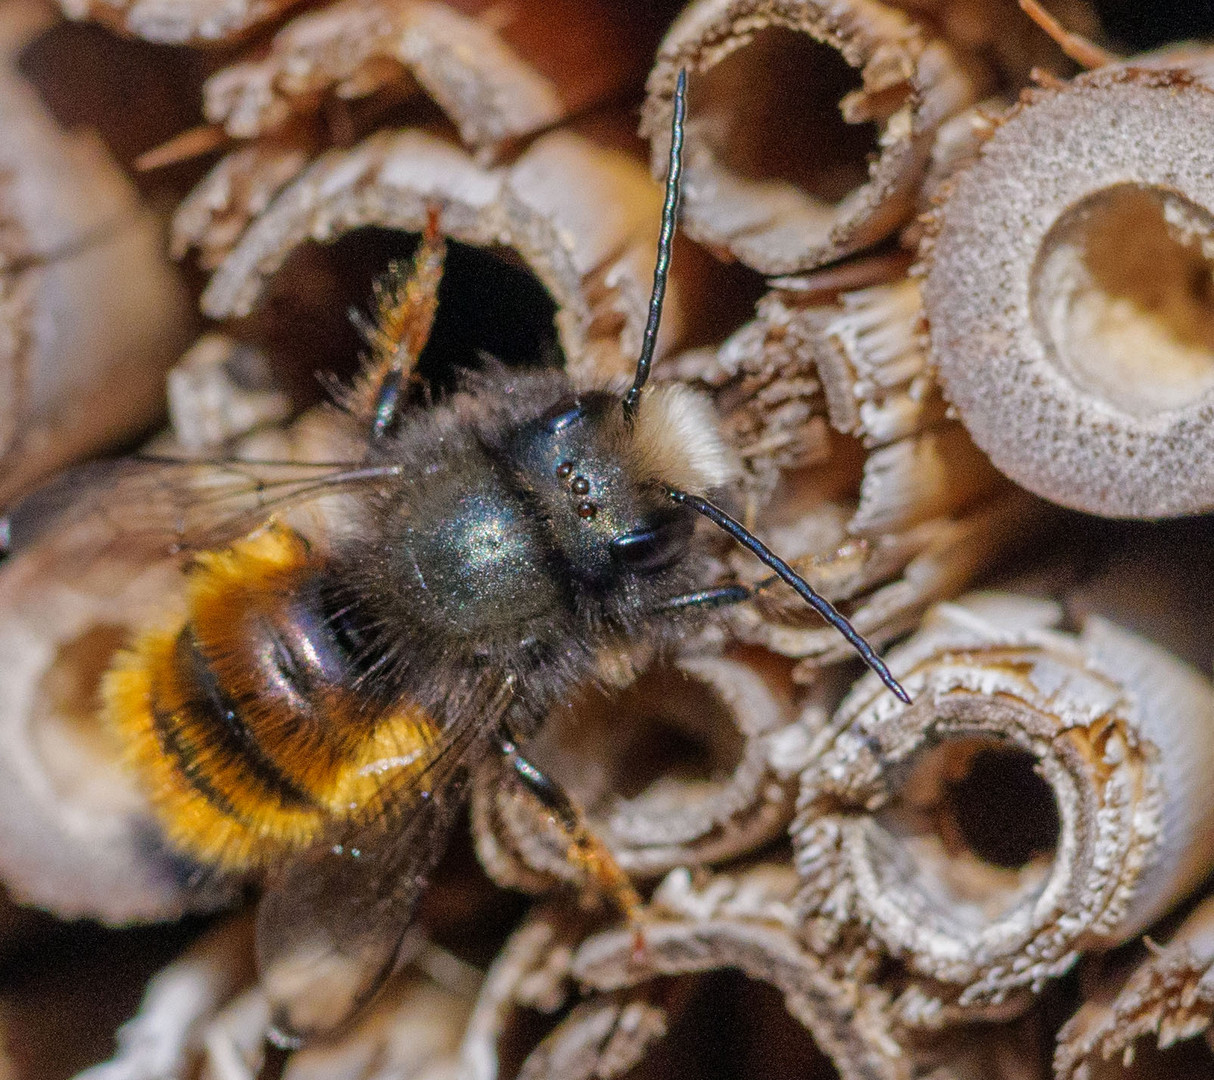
[544,665,747,807]
[665,973,843,1080]
[1032,183,1214,418]
[32,625,133,805]
[255,227,563,407]
[873,736,1060,928]
[942,745,1060,870]
[689,27,880,208]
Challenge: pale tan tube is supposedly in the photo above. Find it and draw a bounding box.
[886,0,1103,83]
[58,0,302,43]
[688,275,1032,672]
[642,0,985,274]
[463,868,916,1080]
[1056,894,1214,1079]
[923,56,1214,517]
[472,651,801,890]
[0,1,190,506]
[795,593,1214,1024]
[190,126,694,384]
[0,347,304,925]
[201,0,674,158]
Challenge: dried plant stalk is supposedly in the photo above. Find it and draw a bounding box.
[202,0,667,160]
[472,651,804,891]
[187,126,689,382]
[885,0,1102,84]
[785,278,944,446]
[162,334,291,453]
[514,992,674,1080]
[80,931,471,1080]
[0,539,229,922]
[723,489,1038,673]
[904,97,1004,247]
[641,0,985,274]
[461,905,587,1080]
[171,142,313,272]
[0,0,190,507]
[57,0,302,43]
[683,276,1031,671]
[273,969,470,1080]
[574,866,1047,1080]
[794,593,1214,1024]
[1055,894,1214,1080]
[201,0,563,155]
[922,60,1214,517]
[466,869,920,1080]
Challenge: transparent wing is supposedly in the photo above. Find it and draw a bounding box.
[255,769,473,1046]
[0,454,398,567]
[255,677,514,1045]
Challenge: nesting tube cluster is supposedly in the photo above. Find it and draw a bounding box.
[1056,895,1214,1079]
[462,870,919,1080]
[678,275,1033,670]
[472,651,802,889]
[184,126,692,384]
[13,0,1214,1076]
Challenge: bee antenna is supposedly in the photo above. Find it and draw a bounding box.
[667,488,912,704]
[623,67,687,421]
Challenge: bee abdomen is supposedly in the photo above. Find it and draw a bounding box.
[105,524,440,871]
[106,622,331,870]
[173,627,320,812]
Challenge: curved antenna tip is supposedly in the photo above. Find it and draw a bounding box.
[668,488,912,704]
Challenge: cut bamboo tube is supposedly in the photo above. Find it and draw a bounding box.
[164,334,291,452]
[202,0,675,159]
[193,126,692,383]
[461,905,589,1080]
[0,0,191,508]
[0,345,303,924]
[886,0,1104,84]
[172,142,313,272]
[794,593,1214,1023]
[58,0,302,42]
[922,58,1214,517]
[202,0,563,156]
[465,869,917,1080]
[472,651,802,890]
[689,275,1032,671]
[642,0,986,274]
[1056,894,1214,1080]
[0,531,230,922]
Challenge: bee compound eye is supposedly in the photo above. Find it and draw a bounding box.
[538,400,584,433]
[610,512,695,573]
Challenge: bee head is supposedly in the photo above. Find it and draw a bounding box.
[504,383,738,590]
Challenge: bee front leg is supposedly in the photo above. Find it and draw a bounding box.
[498,738,644,924]
[344,205,447,440]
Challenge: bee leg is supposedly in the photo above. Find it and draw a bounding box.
[499,738,644,923]
[654,584,753,613]
[344,204,447,439]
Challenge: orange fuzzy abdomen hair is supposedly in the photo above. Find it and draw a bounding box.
[104,524,440,872]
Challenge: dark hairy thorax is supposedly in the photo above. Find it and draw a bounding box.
[324,368,701,721]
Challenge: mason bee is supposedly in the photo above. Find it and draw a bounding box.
[0,71,907,1045]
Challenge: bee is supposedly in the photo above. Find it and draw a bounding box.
[0,71,907,1045]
